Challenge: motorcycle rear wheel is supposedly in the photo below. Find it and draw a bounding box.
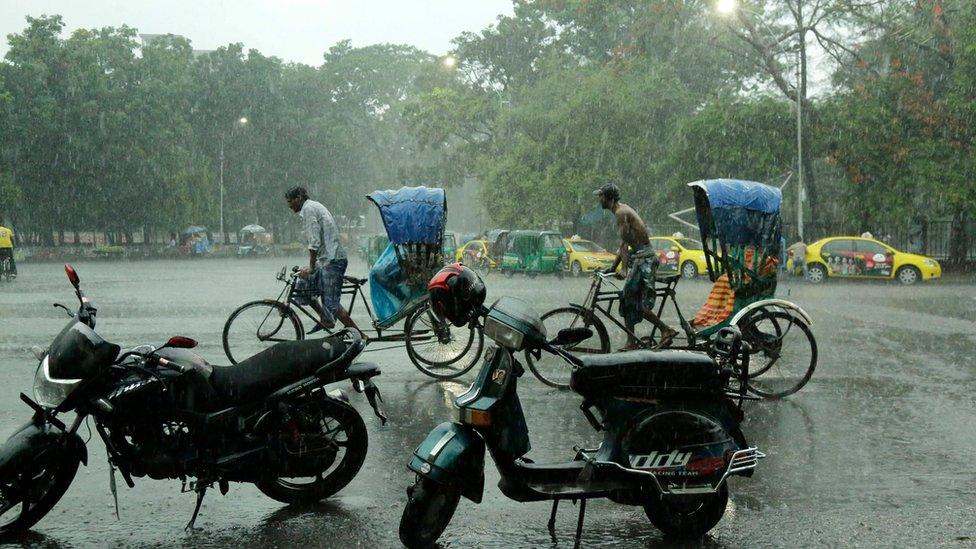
[0,448,79,537]
[643,483,728,538]
[399,476,460,548]
[256,398,367,505]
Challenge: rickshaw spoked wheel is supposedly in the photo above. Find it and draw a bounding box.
[737,309,817,399]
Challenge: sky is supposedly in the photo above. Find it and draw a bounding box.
[0,0,515,65]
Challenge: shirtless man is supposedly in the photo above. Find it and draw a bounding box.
[595,183,678,349]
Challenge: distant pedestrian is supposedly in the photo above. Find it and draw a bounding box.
[285,186,360,334]
[0,225,17,278]
[787,239,808,279]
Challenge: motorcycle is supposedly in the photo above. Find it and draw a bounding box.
[400,296,763,546]
[0,264,387,537]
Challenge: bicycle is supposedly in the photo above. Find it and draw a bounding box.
[530,270,816,398]
[223,266,483,380]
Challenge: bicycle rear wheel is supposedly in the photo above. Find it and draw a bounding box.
[738,310,817,399]
[405,304,483,379]
[223,300,304,364]
[526,306,610,389]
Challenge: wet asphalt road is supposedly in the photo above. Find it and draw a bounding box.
[0,257,973,548]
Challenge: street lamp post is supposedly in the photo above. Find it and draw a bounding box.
[219,117,248,244]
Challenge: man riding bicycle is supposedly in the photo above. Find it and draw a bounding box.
[0,225,17,279]
[595,183,677,349]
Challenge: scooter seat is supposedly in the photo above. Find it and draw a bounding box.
[209,338,348,406]
[570,350,727,399]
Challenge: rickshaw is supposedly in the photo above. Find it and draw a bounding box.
[180,226,212,255]
[531,179,816,398]
[237,224,273,257]
[223,186,484,380]
[500,230,566,278]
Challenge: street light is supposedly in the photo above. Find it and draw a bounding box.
[715,0,805,239]
[442,55,457,69]
[219,116,249,245]
[715,0,738,15]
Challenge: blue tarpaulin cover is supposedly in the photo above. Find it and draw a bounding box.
[690,179,781,250]
[368,242,427,326]
[688,179,781,214]
[366,186,446,245]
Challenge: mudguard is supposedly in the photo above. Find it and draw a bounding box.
[730,299,813,327]
[407,421,485,503]
[0,421,88,477]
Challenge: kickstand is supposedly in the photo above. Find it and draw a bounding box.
[108,462,120,520]
[547,499,559,537]
[574,498,587,548]
[185,484,208,531]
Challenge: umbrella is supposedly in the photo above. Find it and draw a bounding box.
[240,224,267,233]
[182,225,208,235]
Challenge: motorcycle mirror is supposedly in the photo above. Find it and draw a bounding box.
[165,336,198,349]
[64,264,80,288]
[551,327,593,347]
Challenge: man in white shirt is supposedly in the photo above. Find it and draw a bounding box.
[286,186,359,333]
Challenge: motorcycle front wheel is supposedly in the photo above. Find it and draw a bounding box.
[256,397,367,505]
[399,476,460,548]
[0,447,79,537]
[643,483,728,538]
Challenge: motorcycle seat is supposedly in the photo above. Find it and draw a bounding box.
[209,338,349,405]
[570,350,727,399]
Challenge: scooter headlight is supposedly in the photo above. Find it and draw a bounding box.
[33,356,82,408]
[484,316,526,350]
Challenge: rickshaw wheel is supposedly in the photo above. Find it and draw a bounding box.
[223,299,304,364]
[404,304,483,379]
[527,306,610,389]
[738,310,817,399]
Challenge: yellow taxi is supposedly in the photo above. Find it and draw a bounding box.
[804,236,941,285]
[456,239,497,269]
[650,236,708,279]
[563,237,616,276]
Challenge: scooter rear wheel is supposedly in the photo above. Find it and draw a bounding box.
[399,475,460,548]
[643,482,728,538]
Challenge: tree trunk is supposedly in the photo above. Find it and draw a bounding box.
[947,208,969,266]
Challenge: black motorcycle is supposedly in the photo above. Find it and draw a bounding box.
[0,264,387,536]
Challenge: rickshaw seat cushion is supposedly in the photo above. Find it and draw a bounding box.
[571,350,726,399]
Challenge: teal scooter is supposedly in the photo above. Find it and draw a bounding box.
[399,296,763,546]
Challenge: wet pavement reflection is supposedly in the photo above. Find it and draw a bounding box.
[0,257,973,546]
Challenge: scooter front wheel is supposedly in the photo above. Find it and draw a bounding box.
[643,482,728,538]
[399,475,460,548]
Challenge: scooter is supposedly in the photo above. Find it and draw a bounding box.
[399,296,763,546]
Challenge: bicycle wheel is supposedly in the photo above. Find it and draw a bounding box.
[526,306,610,389]
[223,300,304,364]
[405,304,483,379]
[738,310,817,399]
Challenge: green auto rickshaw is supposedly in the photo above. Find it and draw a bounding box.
[364,234,390,268]
[442,231,458,265]
[500,230,566,278]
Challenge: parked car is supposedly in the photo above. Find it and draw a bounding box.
[562,237,615,276]
[804,236,941,285]
[648,236,700,277]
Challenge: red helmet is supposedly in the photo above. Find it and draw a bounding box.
[428,263,486,327]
